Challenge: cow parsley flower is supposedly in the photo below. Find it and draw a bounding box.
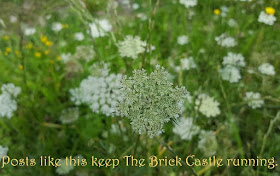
[177,35,189,45]
[195,94,220,118]
[71,46,95,62]
[0,83,21,118]
[56,158,74,175]
[198,131,218,157]
[89,19,112,38]
[116,65,188,137]
[222,52,245,67]
[52,22,63,32]
[59,108,79,124]
[61,53,71,63]
[179,0,197,8]
[118,35,147,59]
[176,57,197,71]
[74,32,84,41]
[24,27,36,36]
[173,117,200,141]
[0,145,8,159]
[258,63,275,76]
[258,11,277,25]
[244,92,264,109]
[219,66,241,83]
[70,65,123,116]
[215,34,237,47]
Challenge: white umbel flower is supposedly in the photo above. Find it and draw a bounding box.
[1,83,21,97]
[215,34,237,47]
[173,117,200,141]
[198,131,218,157]
[72,45,95,62]
[176,57,197,71]
[74,32,84,41]
[52,22,63,32]
[70,65,123,116]
[219,66,241,83]
[258,11,276,25]
[118,35,147,59]
[56,158,74,175]
[89,19,112,38]
[179,0,197,8]
[258,63,275,76]
[0,145,8,159]
[177,35,189,45]
[244,92,264,109]
[195,94,220,118]
[222,52,246,67]
[61,53,71,63]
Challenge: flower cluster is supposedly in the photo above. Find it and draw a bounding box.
[195,94,220,118]
[258,9,276,25]
[70,64,123,116]
[59,107,79,124]
[89,19,112,38]
[116,65,188,137]
[198,131,218,156]
[177,35,189,45]
[177,57,197,71]
[71,45,95,62]
[0,145,8,159]
[258,63,275,76]
[0,83,21,118]
[215,34,237,47]
[173,117,200,141]
[244,92,264,109]
[56,158,75,175]
[118,35,147,59]
[179,0,198,8]
[220,52,246,83]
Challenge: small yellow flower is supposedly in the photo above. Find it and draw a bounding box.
[50,59,54,65]
[5,47,11,52]
[26,42,33,49]
[40,36,48,43]
[15,50,21,57]
[35,52,42,58]
[44,50,50,55]
[265,7,276,15]
[4,51,8,56]
[4,35,9,40]
[45,40,53,47]
[62,24,69,28]
[19,65,23,70]
[57,56,61,61]
[214,9,221,15]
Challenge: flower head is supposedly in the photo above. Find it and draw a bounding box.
[258,63,275,76]
[56,158,74,175]
[173,117,200,141]
[198,131,218,157]
[222,52,245,67]
[244,92,264,109]
[219,65,241,83]
[89,19,112,38]
[59,107,79,124]
[117,65,188,137]
[177,35,189,45]
[215,34,237,48]
[258,11,276,25]
[214,9,221,15]
[118,35,146,59]
[265,7,275,15]
[0,145,8,159]
[179,0,197,8]
[195,94,220,117]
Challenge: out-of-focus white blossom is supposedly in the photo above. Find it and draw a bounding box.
[118,35,146,59]
[258,63,275,76]
[215,34,237,47]
[0,145,8,159]
[1,83,21,97]
[56,158,74,175]
[198,131,218,156]
[220,66,241,83]
[173,117,200,141]
[59,108,79,124]
[223,52,246,67]
[244,92,264,109]
[176,57,197,71]
[258,11,276,25]
[61,53,71,63]
[195,94,220,118]
[177,35,189,45]
[74,32,84,41]
[71,45,95,62]
[10,16,17,23]
[24,27,36,36]
[89,19,112,38]
[179,0,197,8]
[52,22,63,32]
[228,19,238,27]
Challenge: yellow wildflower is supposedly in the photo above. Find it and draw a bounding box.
[214,9,221,15]
[40,36,48,43]
[62,24,69,28]
[26,42,33,49]
[57,56,61,61]
[19,65,23,70]
[45,40,53,47]
[50,59,54,65]
[4,35,9,40]
[44,50,50,55]
[265,7,276,15]
[35,52,42,58]
[5,47,11,52]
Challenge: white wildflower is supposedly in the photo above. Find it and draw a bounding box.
[89,19,112,38]
[74,32,84,41]
[244,92,264,109]
[56,158,74,175]
[220,66,241,83]
[177,35,189,45]
[215,34,237,47]
[178,57,197,71]
[198,131,218,157]
[24,27,36,36]
[179,0,198,8]
[10,16,17,23]
[195,94,220,118]
[118,35,146,59]
[61,53,71,63]
[71,46,95,62]
[258,11,276,25]
[258,63,275,76]
[1,83,21,97]
[223,52,245,67]
[0,145,8,159]
[59,108,79,124]
[173,117,200,141]
[52,22,63,32]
